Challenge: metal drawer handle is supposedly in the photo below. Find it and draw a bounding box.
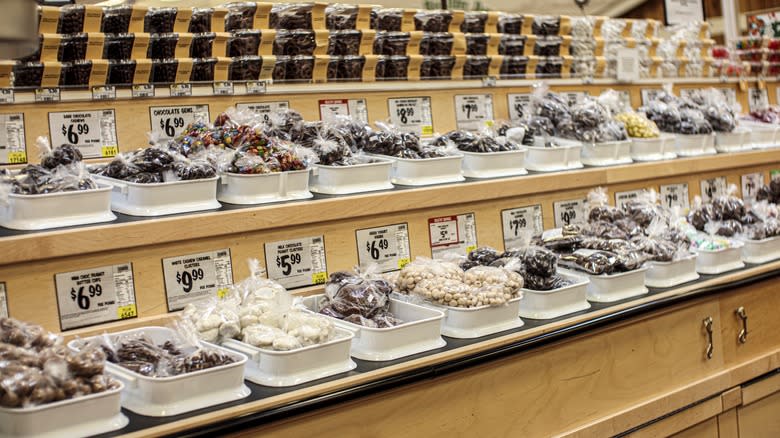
[703,316,714,359]
[736,307,748,344]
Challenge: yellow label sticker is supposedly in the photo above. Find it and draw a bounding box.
[311,272,328,285]
[398,258,411,269]
[422,125,434,136]
[7,151,26,164]
[216,288,230,299]
[101,145,118,158]
[466,245,477,254]
[117,304,137,319]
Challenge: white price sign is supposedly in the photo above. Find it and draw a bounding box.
[48,110,118,159]
[236,101,290,125]
[741,172,765,203]
[150,105,210,140]
[264,236,328,289]
[565,92,587,107]
[640,89,662,105]
[660,183,690,210]
[429,213,477,258]
[162,249,234,311]
[748,88,770,113]
[0,89,15,104]
[553,198,586,228]
[246,81,268,94]
[132,84,155,98]
[700,177,727,202]
[35,88,60,102]
[356,223,411,273]
[508,93,531,122]
[0,114,26,164]
[0,282,7,318]
[501,205,543,250]
[170,83,192,97]
[455,94,494,131]
[615,189,646,209]
[91,86,116,101]
[388,97,433,136]
[664,0,704,25]
[54,263,137,331]
[213,81,235,96]
[319,99,368,123]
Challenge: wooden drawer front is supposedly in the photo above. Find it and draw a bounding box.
[738,390,780,438]
[719,280,780,365]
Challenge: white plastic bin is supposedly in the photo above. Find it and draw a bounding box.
[518,273,590,320]
[561,267,648,303]
[421,297,524,339]
[217,169,312,204]
[740,121,779,149]
[694,244,745,274]
[645,254,699,288]
[524,137,583,172]
[376,154,465,186]
[674,133,716,157]
[629,134,677,161]
[580,140,633,166]
[715,128,751,153]
[0,384,126,438]
[94,175,220,216]
[0,184,115,230]
[221,327,356,387]
[303,295,446,361]
[740,236,780,264]
[69,327,250,417]
[460,149,528,179]
[308,159,394,195]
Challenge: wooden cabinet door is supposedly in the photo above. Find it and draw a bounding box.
[670,418,719,438]
[719,279,780,365]
[737,390,780,438]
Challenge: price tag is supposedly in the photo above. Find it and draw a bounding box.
[700,177,727,202]
[0,114,26,165]
[91,86,116,101]
[264,236,328,289]
[150,105,210,140]
[319,98,368,123]
[0,89,15,104]
[34,88,60,102]
[48,110,118,159]
[0,282,7,318]
[617,90,632,108]
[356,223,411,273]
[455,94,494,131]
[721,89,737,107]
[616,48,640,82]
[388,97,433,136]
[501,205,543,250]
[212,81,234,96]
[771,170,780,181]
[748,88,770,113]
[162,249,234,311]
[507,93,531,122]
[660,183,690,210]
[564,92,587,107]
[54,263,137,331]
[741,172,765,203]
[132,84,155,98]
[170,83,192,97]
[236,101,290,125]
[640,89,662,105]
[246,81,268,94]
[615,189,646,209]
[428,213,477,258]
[553,198,586,228]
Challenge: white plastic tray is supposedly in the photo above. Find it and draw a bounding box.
[740,236,780,264]
[0,184,115,230]
[308,159,394,195]
[0,383,127,438]
[94,175,220,217]
[740,121,779,149]
[217,169,313,205]
[580,140,633,167]
[422,297,524,339]
[304,295,446,362]
[524,137,583,172]
[561,267,648,303]
[694,243,745,274]
[645,254,699,288]
[460,149,528,179]
[674,133,717,157]
[372,154,465,186]
[629,134,677,161]
[69,327,250,417]
[715,128,751,153]
[518,273,591,320]
[221,327,356,387]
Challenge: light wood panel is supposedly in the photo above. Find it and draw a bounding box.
[719,280,780,367]
[667,417,720,438]
[738,390,780,438]
[717,409,740,438]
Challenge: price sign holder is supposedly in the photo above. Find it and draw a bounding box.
[236,101,290,124]
[700,177,727,202]
[455,94,494,131]
[264,236,328,290]
[388,97,433,136]
[54,263,138,331]
[428,213,477,258]
[355,223,411,273]
[660,183,690,210]
[741,172,765,203]
[615,189,646,209]
[318,99,368,123]
[162,249,234,312]
[48,109,118,159]
[0,114,26,165]
[553,198,586,228]
[501,205,543,251]
[0,282,7,318]
[507,93,531,122]
[149,104,210,140]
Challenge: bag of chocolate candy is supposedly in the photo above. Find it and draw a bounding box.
[529,82,571,130]
[700,88,737,133]
[320,265,401,327]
